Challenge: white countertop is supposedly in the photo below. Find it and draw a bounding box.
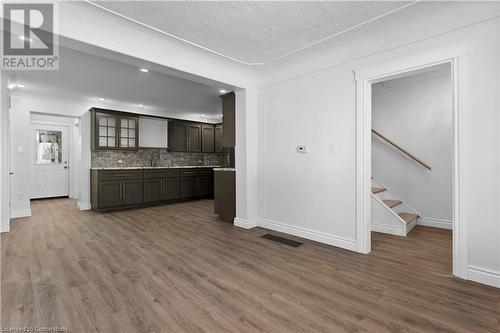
[91,166,222,170]
[213,168,236,171]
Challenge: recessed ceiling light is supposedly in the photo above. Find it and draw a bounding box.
[7,84,16,90]
[201,114,205,117]
[140,68,149,73]
[138,104,143,107]
[16,84,24,88]
[219,89,228,94]
[99,97,105,101]
[19,36,32,42]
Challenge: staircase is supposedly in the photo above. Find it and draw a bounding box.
[371,178,419,236]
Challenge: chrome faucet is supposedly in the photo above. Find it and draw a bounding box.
[150,150,160,167]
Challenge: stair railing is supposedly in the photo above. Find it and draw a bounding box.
[371,129,431,171]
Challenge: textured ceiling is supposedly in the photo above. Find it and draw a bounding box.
[88,1,415,65]
[13,46,224,120]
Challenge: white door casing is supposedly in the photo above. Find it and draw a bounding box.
[354,44,469,279]
[30,124,69,199]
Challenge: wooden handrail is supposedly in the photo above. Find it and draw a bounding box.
[371,129,431,170]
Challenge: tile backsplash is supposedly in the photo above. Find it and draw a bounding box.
[92,149,229,168]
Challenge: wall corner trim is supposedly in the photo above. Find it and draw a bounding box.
[234,218,258,229]
[77,202,91,211]
[467,266,500,288]
[10,209,32,219]
[0,224,10,233]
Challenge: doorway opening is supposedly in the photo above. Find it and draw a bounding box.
[371,63,452,237]
[355,45,469,279]
[29,113,80,202]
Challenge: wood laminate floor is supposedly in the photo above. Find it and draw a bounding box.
[1,198,499,333]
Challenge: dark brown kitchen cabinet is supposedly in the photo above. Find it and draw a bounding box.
[187,123,202,152]
[169,121,187,152]
[91,169,143,210]
[122,179,143,205]
[98,181,122,208]
[202,124,215,152]
[221,92,235,148]
[180,168,213,199]
[143,169,180,203]
[169,120,214,153]
[214,123,224,153]
[143,178,163,203]
[91,108,139,150]
[91,168,212,211]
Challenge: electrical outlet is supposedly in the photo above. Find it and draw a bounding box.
[117,159,123,164]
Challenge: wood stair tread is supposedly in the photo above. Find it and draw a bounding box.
[371,187,386,194]
[398,212,418,224]
[383,199,402,208]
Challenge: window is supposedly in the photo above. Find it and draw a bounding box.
[36,130,62,164]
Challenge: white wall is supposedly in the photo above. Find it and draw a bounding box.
[257,4,500,287]
[372,67,452,222]
[0,74,11,232]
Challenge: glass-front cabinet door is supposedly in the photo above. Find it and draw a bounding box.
[93,109,139,150]
[96,113,117,149]
[119,117,137,148]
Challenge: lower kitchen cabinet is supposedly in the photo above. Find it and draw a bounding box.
[143,178,163,203]
[92,170,143,210]
[180,168,213,199]
[163,178,180,200]
[143,169,180,203]
[180,176,212,199]
[98,181,122,208]
[122,179,143,205]
[91,168,213,211]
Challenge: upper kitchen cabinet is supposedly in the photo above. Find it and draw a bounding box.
[187,123,202,152]
[91,108,139,150]
[168,120,215,153]
[214,123,224,153]
[221,92,235,148]
[201,124,215,153]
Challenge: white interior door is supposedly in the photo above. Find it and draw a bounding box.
[30,124,69,199]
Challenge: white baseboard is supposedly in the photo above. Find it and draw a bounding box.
[259,218,358,252]
[77,202,91,210]
[467,265,500,288]
[417,217,452,229]
[233,217,258,229]
[10,209,32,219]
[371,223,405,236]
[0,224,10,233]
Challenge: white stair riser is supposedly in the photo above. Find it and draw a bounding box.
[374,190,396,201]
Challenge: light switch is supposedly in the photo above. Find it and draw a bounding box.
[17,145,24,153]
[329,144,338,155]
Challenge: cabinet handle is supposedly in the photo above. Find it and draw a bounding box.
[120,183,123,200]
[160,180,164,196]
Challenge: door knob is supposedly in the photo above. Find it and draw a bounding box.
[64,166,68,169]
